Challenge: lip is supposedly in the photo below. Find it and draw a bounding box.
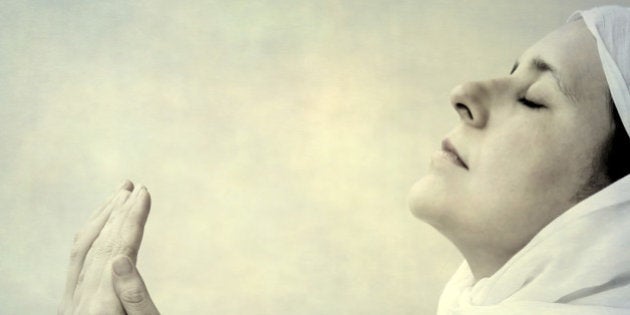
[441,139,469,170]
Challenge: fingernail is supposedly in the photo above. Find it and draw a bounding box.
[118,180,130,189]
[113,256,133,276]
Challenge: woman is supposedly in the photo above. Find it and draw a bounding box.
[59,5,630,315]
[412,6,630,314]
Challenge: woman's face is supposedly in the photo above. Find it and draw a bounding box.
[408,20,614,254]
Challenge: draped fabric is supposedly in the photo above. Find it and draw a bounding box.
[437,173,630,314]
[569,6,630,138]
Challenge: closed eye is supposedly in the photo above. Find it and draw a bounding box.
[518,97,545,109]
[455,103,473,119]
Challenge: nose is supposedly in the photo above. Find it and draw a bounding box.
[449,81,491,128]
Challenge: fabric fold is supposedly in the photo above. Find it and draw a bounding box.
[438,174,630,314]
[569,6,630,137]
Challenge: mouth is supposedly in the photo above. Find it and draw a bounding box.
[441,139,469,170]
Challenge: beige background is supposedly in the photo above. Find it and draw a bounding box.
[1,1,627,314]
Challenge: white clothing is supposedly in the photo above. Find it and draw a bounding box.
[569,6,630,138]
[437,174,630,314]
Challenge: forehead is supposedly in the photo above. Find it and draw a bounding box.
[520,20,608,106]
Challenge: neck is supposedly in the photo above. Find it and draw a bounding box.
[437,228,521,282]
[458,246,517,282]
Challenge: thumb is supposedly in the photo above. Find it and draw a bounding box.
[112,255,160,315]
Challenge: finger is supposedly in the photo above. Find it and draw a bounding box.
[118,187,151,262]
[73,188,134,302]
[99,184,143,238]
[73,183,147,303]
[89,185,145,261]
[62,181,134,303]
[88,180,134,221]
[108,182,140,222]
[96,184,146,254]
[86,187,151,309]
[112,255,160,315]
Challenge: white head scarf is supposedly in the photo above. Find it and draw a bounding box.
[568,6,630,136]
[437,6,630,315]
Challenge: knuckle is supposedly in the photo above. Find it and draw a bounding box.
[76,270,85,286]
[107,210,119,222]
[70,234,87,260]
[91,235,104,248]
[122,222,145,241]
[119,243,139,259]
[120,287,147,305]
[92,238,114,257]
[72,231,82,244]
[69,245,83,262]
[69,247,80,260]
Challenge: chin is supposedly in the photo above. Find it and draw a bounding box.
[407,173,452,226]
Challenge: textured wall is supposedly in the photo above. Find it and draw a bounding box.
[0,1,625,314]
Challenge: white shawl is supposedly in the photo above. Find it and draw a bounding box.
[437,174,630,314]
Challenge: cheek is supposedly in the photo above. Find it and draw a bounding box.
[474,122,583,202]
[461,123,588,243]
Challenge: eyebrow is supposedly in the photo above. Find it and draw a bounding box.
[510,57,574,101]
